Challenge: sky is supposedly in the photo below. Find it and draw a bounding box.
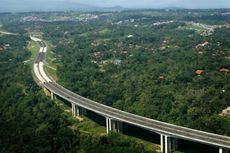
[0,0,230,12]
[69,0,230,8]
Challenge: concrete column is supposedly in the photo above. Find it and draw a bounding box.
[106,117,109,134]
[109,118,112,131]
[106,117,122,134]
[220,148,230,153]
[106,117,112,134]
[220,148,223,153]
[160,135,178,153]
[72,104,82,117]
[51,92,56,100]
[160,134,165,153]
[72,103,76,117]
[75,106,80,116]
[165,135,170,153]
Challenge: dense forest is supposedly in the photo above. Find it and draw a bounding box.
[0,9,230,153]
[0,32,154,152]
[40,10,230,136]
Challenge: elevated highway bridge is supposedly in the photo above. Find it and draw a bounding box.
[31,37,230,153]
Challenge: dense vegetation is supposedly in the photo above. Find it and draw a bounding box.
[0,33,154,152]
[41,10,230,136]
[0,9,230,153]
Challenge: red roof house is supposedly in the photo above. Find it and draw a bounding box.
[195,70,204,75]
[224,23,230,28]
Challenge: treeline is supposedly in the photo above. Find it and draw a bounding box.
[0,34,154,153]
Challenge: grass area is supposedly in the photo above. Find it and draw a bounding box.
[120,134,160,152]
[75,117,106,134]
[45,66,57,81]
[27,41,39,67]
[95,38,111,43]
[187,24,205,32]
[80,31,91,37]
[99,28,111,36]
[45,41,57,67]
[44,41,57,81]
[179,24,207,34]
[54,98,106,134]
[31,31,43,38]
[141,11,164,16]
[53,98,161,152]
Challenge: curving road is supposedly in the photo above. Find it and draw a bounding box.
[31,37,230,150]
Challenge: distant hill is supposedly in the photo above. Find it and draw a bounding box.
[0,1,125,12]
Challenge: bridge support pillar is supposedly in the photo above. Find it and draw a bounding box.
[161,134,164,153]
[219,148,230,153]
[72,103,80,117]
[72,103,86,117]
[106,117,111,134]
[51,92,56,100]
[106,117,122,134]
[160,134,178,153]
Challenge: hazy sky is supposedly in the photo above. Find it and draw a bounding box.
[1,0,230,11]
[70,0,230,8]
